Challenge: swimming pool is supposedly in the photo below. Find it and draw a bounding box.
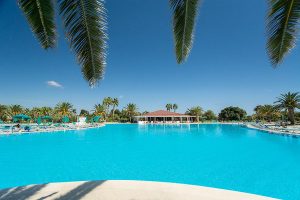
[0,124,299,199]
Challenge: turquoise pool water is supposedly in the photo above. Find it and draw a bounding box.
[0,124,299,199]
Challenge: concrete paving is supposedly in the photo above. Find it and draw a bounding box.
[0,180,277,200]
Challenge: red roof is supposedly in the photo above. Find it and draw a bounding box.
[140,110,192,117]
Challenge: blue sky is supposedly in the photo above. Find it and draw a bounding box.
[0,0,300,114]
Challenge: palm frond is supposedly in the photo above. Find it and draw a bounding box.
[59,0,108,87]
[266,0,300,66]
[18,0,56,49]
[170,0,200,64]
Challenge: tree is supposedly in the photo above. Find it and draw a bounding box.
[119,109,130,122]
[169,0,201,63]
[24,108,31,115]
[203,110,217,121]
[80,109,89,116]
[274,92,300,125]
[172,104,178,112]
[40,107,53,116]
[18,0,107,86]
[30,107,41,119]
[93,104,106,118]
[8,105,23,116]
[142,111,149,115]
[111,109,121,121]
[124,103,138,123]
[245,115,253,122]
[72,109,77,115]
[102,97,113,116]
[17,0,205,84]
[55,102,73,117]
[186,106,202,122]
[266,0,300,66]
[254,105,263,114]
[253,104,281,122]
[111,98,119,120]
[166,104,173,111]
[295,112,300,122]
[218,106,247,121]
[0,105,7,121]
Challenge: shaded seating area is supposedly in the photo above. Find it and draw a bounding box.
[92,116,101,123]
[13,114,31,123]
[37,116,53,125]
[62,116,70,123]
[135,110,195,123]
[0,113,105,134]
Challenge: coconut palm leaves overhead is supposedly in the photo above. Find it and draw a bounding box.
[266,0,300,66]
[169,0,200,63]
[18,0,56,49]
[18,0,107,87]
[59,0,107,86]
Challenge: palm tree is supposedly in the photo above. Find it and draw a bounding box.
[17,0,203,84]
[30,107,41,119]
[254,105,263,115]
[186,106,202,122]
[125,103,138,123]
[111,98,119,120]
[0,105,7,121]
[166,104,173,111]
[275,92,300,125]
[23,108,31,115]
[142,111,149,115]
[40,107,53,116]
[80,109,89,116]
[8,105,23,116]
[55,102,73,117]
[102,97,113,115]
[254,105,281,122]
[169,0,300,67]
[169,0,201,63]
[72,109,77,115]
[172,104,178,112]
[93,104,106,119]
[266,0,300,66]
[18,0,107,86]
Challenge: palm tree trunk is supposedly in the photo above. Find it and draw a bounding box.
[288,108,295,125]
[112,105,115,120]
[104,105,109,119]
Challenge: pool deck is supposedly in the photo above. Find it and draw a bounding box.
[245,123,300,137]
[0,123,105,135]
[0,180,276,200]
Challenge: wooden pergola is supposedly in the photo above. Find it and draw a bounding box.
[135,110,195,123]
